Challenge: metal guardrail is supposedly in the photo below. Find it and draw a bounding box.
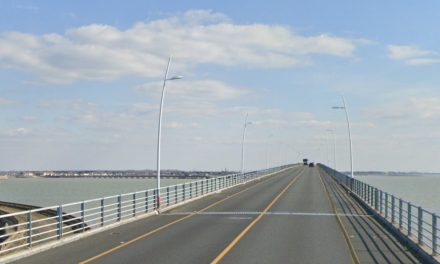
[0,165,293,256]
[319,164,439,256]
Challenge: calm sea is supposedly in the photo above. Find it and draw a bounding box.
[357,175,440,215]
[1,175,439,215]
[0,178,193,208]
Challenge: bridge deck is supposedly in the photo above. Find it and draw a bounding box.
[12,166,421,264]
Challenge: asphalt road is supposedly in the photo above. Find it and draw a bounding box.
[12,166,419,264]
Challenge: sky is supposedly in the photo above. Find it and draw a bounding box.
[1,1,440,172]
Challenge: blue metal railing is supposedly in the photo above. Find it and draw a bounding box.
[0,164,294,257]
[319,164,439,256]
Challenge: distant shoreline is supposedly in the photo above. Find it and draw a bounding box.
[347,172,440,177]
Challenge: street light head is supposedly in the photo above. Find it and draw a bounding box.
[167,75,184,81]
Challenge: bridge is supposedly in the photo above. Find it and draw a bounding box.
[0,164,439,263]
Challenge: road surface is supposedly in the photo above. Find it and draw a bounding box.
[13,166,420,263]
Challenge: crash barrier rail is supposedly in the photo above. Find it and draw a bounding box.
[319,164,438,256]
[0,164,293,256]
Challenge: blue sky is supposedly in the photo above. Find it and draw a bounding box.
[1,1,440,172]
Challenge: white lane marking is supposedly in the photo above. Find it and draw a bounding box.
[228,216,253,220]
[164,211,371,217]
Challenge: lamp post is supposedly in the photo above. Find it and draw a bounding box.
[156,56,183,209]
[241,113,252,173]
[332,95,354,178]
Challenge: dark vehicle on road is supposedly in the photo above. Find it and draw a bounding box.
[308,162,314,167]
[303,158,308,165]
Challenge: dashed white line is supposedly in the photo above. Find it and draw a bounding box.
[164,211,371,217]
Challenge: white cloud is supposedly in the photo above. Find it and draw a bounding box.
[298,119,332,128]
[164,121,202,129]
[3,128,32,137]
[0,10,358,84]
[411,97,440,119]
[136,79,249,101]
[38,99,95,110]
[369,97,440,121]
[388,45,440,65]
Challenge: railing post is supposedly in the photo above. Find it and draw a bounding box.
[418,206,423,244]
[408,203,412,235]
[433,214,438,255]
[203,181,206,195]
[380,191,383,214]
[391,196,395,223]
[57,205,63,239]
[81,202,85,232]
[366,184,369,201]
[166,187,170,206]
[354,180,358,194]
[27,211,32,247]
[153,189,158,210]
[374,188,379,211]
[132,193,136,217]
[145,190,149,212]
[365,184,368,203]
[196,182,198,196]
[190,182,193,198]
[363,183,367,201]
[399,199,403,229]
[100,198,104,226]
[175,185,178,204]
[385,193,388,219]
[117,195,122,221]
[183,183,186,201]
[367,185,371,204]
[206,179,209,193]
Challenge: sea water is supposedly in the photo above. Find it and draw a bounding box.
[357,175,440,215]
